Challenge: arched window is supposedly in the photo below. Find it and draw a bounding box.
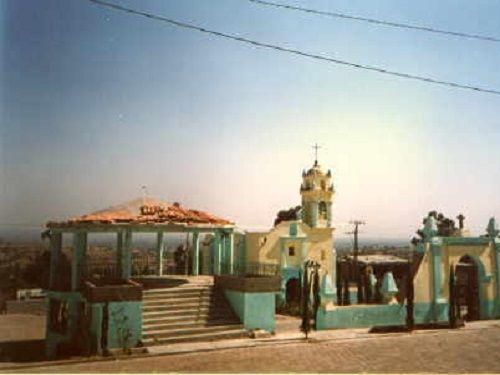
[318,201,327,220]
[288,246,295,256]
[321,180,326,190]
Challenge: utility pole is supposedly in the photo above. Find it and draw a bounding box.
[347,220,365,303]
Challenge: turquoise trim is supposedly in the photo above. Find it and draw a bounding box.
[224,289,276,332]
[430,239,444,320]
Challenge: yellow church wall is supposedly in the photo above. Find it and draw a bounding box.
[413,248,432,303]
[244,221,334,276]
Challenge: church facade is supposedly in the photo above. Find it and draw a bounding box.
[243,160,336,306]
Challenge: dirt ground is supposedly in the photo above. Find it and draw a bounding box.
[0,301,46,364]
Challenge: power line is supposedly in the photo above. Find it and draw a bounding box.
[249,0,500,44]
[88,0,500,96]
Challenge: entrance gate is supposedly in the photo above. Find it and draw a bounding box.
[455,255,480,321]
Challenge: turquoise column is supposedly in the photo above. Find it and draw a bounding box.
[122,229,133,279]
[90,303,103,354]
[156,232,164,276]
[430,239,444,321]
[71,232,87,291]
[220,234,227,271]
[116,231,123,277]
[237,235,246,272]
[49,232,62,289]
[227,233,234,275]
[192,232,200,276]
[213,231,221,275]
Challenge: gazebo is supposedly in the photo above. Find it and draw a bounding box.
[44,197,235,357]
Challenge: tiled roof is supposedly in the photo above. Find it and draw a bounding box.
[47,197,233,227]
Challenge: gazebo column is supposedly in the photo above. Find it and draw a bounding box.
[192,232,200,276]
[71,232,87,291]
[156,232,165,276]
[237,235,246,273]
[49,231,62,289]
[122,229,133,279]
[116,231,124,278]
[213,231,222,275]
[225,232,234,275]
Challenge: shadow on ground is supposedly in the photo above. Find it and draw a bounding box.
[369,323,459,334]
[0,339,46,363]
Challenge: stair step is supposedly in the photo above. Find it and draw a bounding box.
[143,324,244,339]
[142,296,220,305]
[142,328,248,346]
[143,312,234,325]
[142,307,234,317]
[143,292,214,300]
[142,302,216,312]
[143,319,241,331]
[144,287,213,295]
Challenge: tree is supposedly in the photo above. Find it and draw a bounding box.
[274,206,301,226]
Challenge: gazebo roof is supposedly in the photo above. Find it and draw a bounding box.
[47,197,234,229]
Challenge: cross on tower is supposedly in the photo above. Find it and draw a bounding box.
[312,143,321,166]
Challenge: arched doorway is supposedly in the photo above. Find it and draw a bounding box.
[455,255,480,321]
[286,278,301,306]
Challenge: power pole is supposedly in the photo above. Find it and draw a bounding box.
[347,220,365,303]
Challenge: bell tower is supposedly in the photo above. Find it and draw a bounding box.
[300,144,334,228]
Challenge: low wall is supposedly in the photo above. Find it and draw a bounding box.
[224,289,276,332]
[215,275,279,333]
[316,304,406,330]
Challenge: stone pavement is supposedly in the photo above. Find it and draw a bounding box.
[3,319,500,373]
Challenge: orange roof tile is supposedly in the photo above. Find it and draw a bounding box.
[47,197,233,228]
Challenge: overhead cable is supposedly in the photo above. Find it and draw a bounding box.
[88,0,500,96]
[249,0,500,43]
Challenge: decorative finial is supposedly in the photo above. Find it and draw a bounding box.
[312,143,321,166]
[486,217,499,238]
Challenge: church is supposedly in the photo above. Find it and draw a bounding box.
[42,151,500,357]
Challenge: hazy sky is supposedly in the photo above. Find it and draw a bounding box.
[2,0,500,240]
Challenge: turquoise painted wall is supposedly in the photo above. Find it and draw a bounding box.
[106,301,142,350]
[224,289,276,332]
[316,304,406,330]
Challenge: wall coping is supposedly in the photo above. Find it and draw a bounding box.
[215,275,280,293]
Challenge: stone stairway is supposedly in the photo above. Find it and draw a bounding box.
[141,280,247,346]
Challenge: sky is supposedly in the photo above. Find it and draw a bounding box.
[1,0,500,242]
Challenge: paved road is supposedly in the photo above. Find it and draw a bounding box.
[12,324,500,373]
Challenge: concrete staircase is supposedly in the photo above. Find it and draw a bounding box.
[141,280,246,346]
